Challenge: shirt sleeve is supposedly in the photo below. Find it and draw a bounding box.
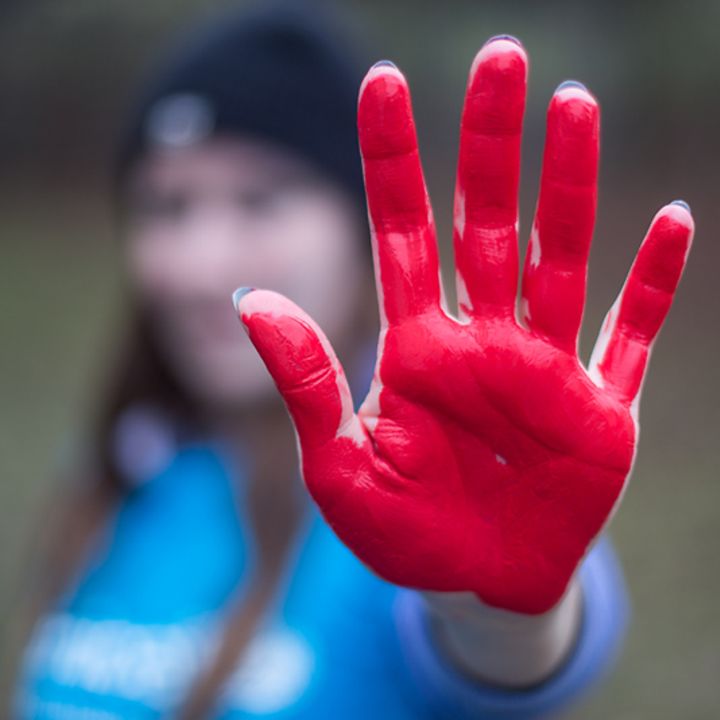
[393,536,630,720]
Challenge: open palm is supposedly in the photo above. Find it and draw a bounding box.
[234,37,693,614]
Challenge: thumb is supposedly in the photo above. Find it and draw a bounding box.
[233,288,364,453]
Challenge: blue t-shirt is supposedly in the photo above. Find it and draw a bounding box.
[17,438,629,719]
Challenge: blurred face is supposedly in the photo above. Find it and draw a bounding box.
[125,137,366,408]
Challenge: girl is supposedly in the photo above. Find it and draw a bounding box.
[16,3,693,718]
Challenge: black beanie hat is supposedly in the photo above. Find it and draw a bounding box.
[115,1,367,204]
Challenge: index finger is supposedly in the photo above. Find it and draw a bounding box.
[358,62,442,326]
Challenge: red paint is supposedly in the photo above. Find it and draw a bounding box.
[236,38,694,614]
[521,85,599,353]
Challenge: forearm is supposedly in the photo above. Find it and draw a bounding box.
[394,538,628,719]
[423,576,583,689]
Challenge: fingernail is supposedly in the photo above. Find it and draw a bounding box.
[671,199,691,213]
[371,59,397,70]
[232,287,255,310]
[555,79,588,93]
[484,34,522,47]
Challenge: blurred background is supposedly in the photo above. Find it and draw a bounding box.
[1,0,718,717]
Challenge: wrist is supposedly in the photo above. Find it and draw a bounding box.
[423,576,583,689]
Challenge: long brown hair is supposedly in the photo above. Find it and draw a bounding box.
[93,303,204,491]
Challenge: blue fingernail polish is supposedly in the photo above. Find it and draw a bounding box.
[671,199,691,213]
[484,34,522,47]
[372,59,397,70]
[556,80,588,93]
[232,287,255,309]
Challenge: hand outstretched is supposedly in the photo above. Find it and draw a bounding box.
[234,37,693,614]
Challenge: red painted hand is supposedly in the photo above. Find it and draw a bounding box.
[234,38,694,614]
